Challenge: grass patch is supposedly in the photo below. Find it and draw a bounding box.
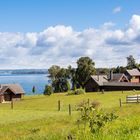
[0,91,139,139]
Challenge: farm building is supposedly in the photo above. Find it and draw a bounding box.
[85,69,140,92]
[125,69,140,83]
[0,84,25,103]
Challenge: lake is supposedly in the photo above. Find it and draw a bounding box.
[0,74,49,95]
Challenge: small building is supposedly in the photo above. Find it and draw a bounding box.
[85,69,140,92]
[125,69,140,83]
[0,84,25,103]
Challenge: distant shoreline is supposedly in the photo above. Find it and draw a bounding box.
[0,69,48,75]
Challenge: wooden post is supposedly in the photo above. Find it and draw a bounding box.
[137,95,139,103]
[11,99,13,109]
[102,89,104,94]
[87,98,90,106]
[119,98,122,107]
[58,100,61,111]
[122,91,123,94]
[69,104,71,116]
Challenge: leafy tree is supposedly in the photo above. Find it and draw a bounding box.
[48,65,70,93]
[68,65,77,90]
[96,68,109,75]
[113,66,126,73]
[32,86,36,94]
[126,55,138,69]
[44,85,53,95]
[52,79,70,93]
[48,65,61,81]
[76,57,96,88]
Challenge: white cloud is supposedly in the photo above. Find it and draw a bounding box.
[0,15,140,69]
[113,6,122,14]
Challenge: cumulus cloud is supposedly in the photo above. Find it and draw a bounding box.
[113,6,122,14]
[0,15,140,69]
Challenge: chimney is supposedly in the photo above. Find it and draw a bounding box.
[110,70,113,80]
[97,74,99,81]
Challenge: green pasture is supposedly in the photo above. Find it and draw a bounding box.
[0,91,139,140]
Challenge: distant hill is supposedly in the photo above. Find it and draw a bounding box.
[0,69,48,75]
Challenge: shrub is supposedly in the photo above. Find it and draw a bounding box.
[89,111,118,133]
[67,90,75,95]
[90,101,100,109]
[67,88,85,95]
[43,85,53,96]
[75,88,85,95]
[77,102,118,134]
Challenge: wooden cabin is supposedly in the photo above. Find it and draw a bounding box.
[85,69,140,92]
[125,69,140,83]
[0,84,25,103]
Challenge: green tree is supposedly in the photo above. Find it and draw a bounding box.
[126,55,138,69]
[68,65,77,90]
[32,86,36,94]
[113,66,126,73]
[48,65,61,81]
[76,57,96,88]
[48,65,70,93]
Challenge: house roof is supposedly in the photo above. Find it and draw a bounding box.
[91,75,108,86]
[0,84,25,95]
[109,73,129,82]
[108,73,123,81]
[126,69,140,76]
[103,82,140,87]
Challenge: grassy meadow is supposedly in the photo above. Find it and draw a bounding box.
[0,91,139,140]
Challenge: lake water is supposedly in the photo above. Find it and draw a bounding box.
[0,74,49,95]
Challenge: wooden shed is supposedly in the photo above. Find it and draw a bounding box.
[0,84,25,103]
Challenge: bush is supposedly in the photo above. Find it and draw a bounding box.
[77,101,118,134]
[43,85,53,96]
[67,88,85,95]
[90,101,100,109]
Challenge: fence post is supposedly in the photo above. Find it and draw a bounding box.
[119,98,122,107]
[58,100,61,111]
[137,95,139,103]
[122,91,123,94]
[69,104,71,116]
[87,98,90,106]
[11,99,13,109]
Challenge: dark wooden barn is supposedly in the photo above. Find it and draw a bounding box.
[0,84,25,103]
[85,69,140,92]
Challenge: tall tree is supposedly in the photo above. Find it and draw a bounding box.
[48,65,61,81]
[126,55,138,69]
[113,66,126,73]
[68,65,77,90]
[48,65,70,93]
[76,57,96,88]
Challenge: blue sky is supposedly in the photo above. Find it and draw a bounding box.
[0,0,140,69]
[0,0,140,32]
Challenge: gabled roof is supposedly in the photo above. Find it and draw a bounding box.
[108,73,123,82]
[126,69,140,76]
[109,73,129,82]
[91,75,108,86]
[0,84,25,95]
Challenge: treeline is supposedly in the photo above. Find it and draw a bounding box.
[44,57,95,94]
[97,55,140,74]
[44,55,139,95]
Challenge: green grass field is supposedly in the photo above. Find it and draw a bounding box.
[0,91,139,140]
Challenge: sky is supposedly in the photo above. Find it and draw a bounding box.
[0,0,140,69]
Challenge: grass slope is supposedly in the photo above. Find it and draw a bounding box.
[0,91,139,140]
